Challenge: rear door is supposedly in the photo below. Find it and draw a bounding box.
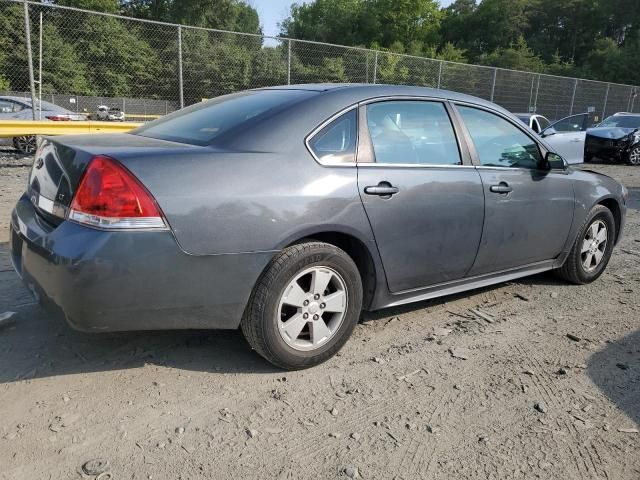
[454,104,574,276]
[357,99,485,293]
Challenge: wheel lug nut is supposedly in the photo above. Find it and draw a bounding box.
[303,300,309,306]
[313,314,319,320]
[320,303,326,309]
[303,313,309,319]
[314,294,320,300]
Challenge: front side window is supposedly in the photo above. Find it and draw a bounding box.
[552,114,586,132]
[308,109,357,164]
[366,101,461,165]
[458,106,542,169]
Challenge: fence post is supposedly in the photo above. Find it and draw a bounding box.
[437,60,443,89]
[490,68,497,102]
[373,51,378,84]
[23,0,37,120]
[533,74,541,113]
[602,83,610,117]
[287,39,291,85]
[177,25,184,109]
[569,79,578,115]
[37,12,43,119]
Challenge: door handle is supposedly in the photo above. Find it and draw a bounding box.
[490,182,513,194]
[570,138,582,143]
[364,182,399,197]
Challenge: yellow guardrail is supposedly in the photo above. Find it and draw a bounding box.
[124,114,162,119]
[0,120,141,138]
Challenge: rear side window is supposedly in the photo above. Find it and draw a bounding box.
[308,109,358,164]
[458,106,542,169]
[366,101,461,165]
[134,89,316,146]
[537,116,551,130]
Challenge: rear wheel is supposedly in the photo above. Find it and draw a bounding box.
[12,136,36,154]
[241,241,363,370]
[556,205,615,284]
[626,146,640,166]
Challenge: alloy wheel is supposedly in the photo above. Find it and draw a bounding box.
[14,136,37,154]
[581,220,608,273]
[629,146,640,166]
[277,266,348,351]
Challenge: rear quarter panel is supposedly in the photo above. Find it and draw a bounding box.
[119,149,376,256]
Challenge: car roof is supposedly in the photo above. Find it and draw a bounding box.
[262,83,512,113]
[0,95,73,112]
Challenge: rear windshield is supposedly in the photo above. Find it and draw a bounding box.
[133,89,316,145]
[599,115,640,129]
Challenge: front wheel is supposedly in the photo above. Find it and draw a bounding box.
[241,241,363,370]
[626,145,640,166]
[556,205,615,284]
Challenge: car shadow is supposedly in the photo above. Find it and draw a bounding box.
[587,329,640,427]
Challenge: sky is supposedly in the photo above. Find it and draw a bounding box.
[250,0,455,39]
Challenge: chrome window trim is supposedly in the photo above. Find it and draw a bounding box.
[304,104,359,167]
[358,163,476,169]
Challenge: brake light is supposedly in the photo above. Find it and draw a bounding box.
[68,156,167,230]
[45,115,73,121]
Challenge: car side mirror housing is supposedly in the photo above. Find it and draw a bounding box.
[541,127,557,138]
[543,151,566,170]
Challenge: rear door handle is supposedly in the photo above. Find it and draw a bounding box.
[489,182,513,194]
[364,183,399,197]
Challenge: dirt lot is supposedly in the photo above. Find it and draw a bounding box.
[0,148,638,480]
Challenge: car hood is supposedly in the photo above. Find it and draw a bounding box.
[586,126,637,140]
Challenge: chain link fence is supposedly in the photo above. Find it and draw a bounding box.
[1,0,639,121]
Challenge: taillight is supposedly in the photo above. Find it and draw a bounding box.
[68,155,167,230]
[45,115,72,121]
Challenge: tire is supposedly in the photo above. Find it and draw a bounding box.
[241,241,363,370]
[625,145,640,166]
[12,135,36,154]
[556,205,616,284]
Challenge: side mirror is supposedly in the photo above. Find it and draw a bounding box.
[544,151,566,170]
[541,127,557,138]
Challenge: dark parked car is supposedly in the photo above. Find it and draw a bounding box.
[585,112,640,165]
[10,84,627,369]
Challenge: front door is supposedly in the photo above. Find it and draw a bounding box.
[357,100,485,293]
[455,105,574,275]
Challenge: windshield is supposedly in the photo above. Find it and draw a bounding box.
[599,115,640,129]
[133,89,316,145]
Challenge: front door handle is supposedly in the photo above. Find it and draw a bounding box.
[489,182,513,194]
[364,182,399,197]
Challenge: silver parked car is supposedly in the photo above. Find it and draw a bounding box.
[0,96,87,154]
[540,113,598,164]
[10,84,627,370]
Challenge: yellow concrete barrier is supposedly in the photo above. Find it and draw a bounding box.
[0,120,142,138]
[124,114,162,120]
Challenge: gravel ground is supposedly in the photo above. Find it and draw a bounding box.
[0,147,638,479]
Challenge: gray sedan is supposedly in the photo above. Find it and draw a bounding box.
[10,84,627,369]
[0,96,87,153]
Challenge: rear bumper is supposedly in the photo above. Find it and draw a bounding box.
[10,193,274,332]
